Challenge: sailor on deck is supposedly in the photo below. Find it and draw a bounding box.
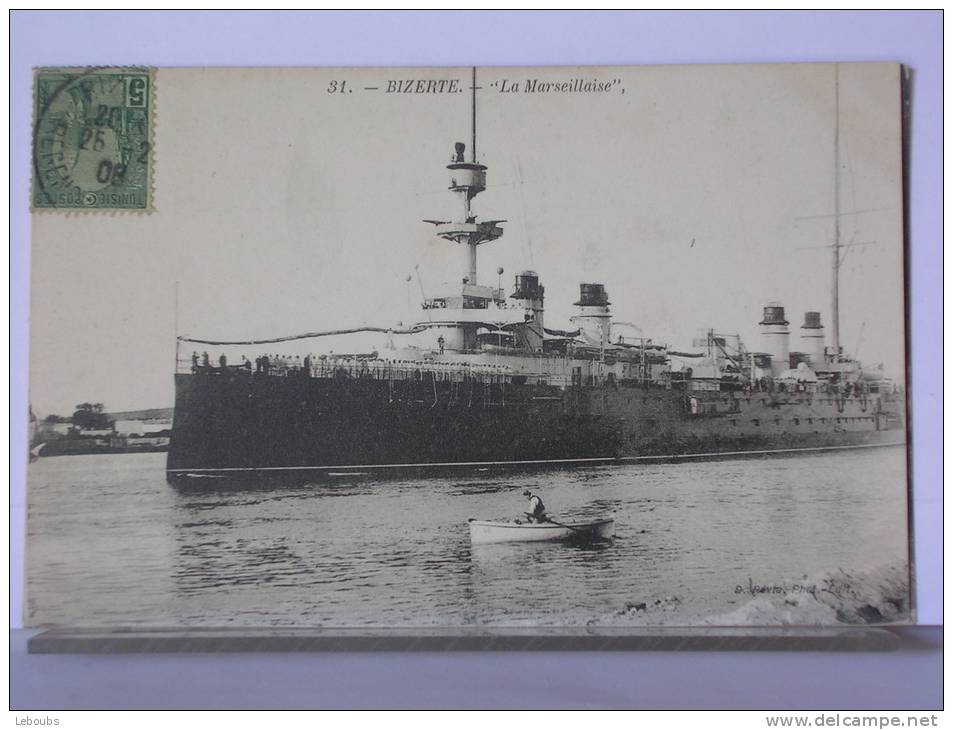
[523,489,547,523]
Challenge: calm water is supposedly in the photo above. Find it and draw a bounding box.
[25,448,909,628]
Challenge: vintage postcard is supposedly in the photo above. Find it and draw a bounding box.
[26,64,910,631]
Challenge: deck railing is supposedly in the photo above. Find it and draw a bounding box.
[176,356,900,397]
[176,357,568,386]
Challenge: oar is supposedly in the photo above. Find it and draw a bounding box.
[538,515,587,534]
[547,516,613,542]
[522,514,595,536]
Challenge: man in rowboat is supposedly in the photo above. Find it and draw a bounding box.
[522,489,548,523]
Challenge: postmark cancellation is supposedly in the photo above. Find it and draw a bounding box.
[32,67,153,212]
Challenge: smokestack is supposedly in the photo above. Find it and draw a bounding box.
[800,311,825,369]
[511,271,545,352]
[759,302,790,377]
[571,283,612,348]
[575,283,609,307]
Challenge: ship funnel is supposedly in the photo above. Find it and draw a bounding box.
[575,283,610,308]
[759,302,790,377]
[800,311,826,369]
[510,270,545,352]
[571,283,612,348]
[512,270,544,301]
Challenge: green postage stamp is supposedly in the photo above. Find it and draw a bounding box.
[32,67,153,211]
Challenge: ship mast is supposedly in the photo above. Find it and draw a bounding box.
[471,66,477,165]
[831,63,841,362]
[425,67,504,287]
[798,63,876,368]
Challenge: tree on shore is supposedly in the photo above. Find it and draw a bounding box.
[71,402,113,430]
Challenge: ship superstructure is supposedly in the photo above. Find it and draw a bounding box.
[167,69,904,476]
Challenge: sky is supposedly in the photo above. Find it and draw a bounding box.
[29,63,905,416]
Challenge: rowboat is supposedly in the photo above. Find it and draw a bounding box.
[468,517,614,544]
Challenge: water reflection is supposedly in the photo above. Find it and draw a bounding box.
[25,448,909,627]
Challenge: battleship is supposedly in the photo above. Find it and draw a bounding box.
[166,69,905,478]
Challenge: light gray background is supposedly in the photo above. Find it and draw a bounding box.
[10,10,941,710]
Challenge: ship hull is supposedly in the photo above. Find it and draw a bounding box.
[167,372,904,477]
